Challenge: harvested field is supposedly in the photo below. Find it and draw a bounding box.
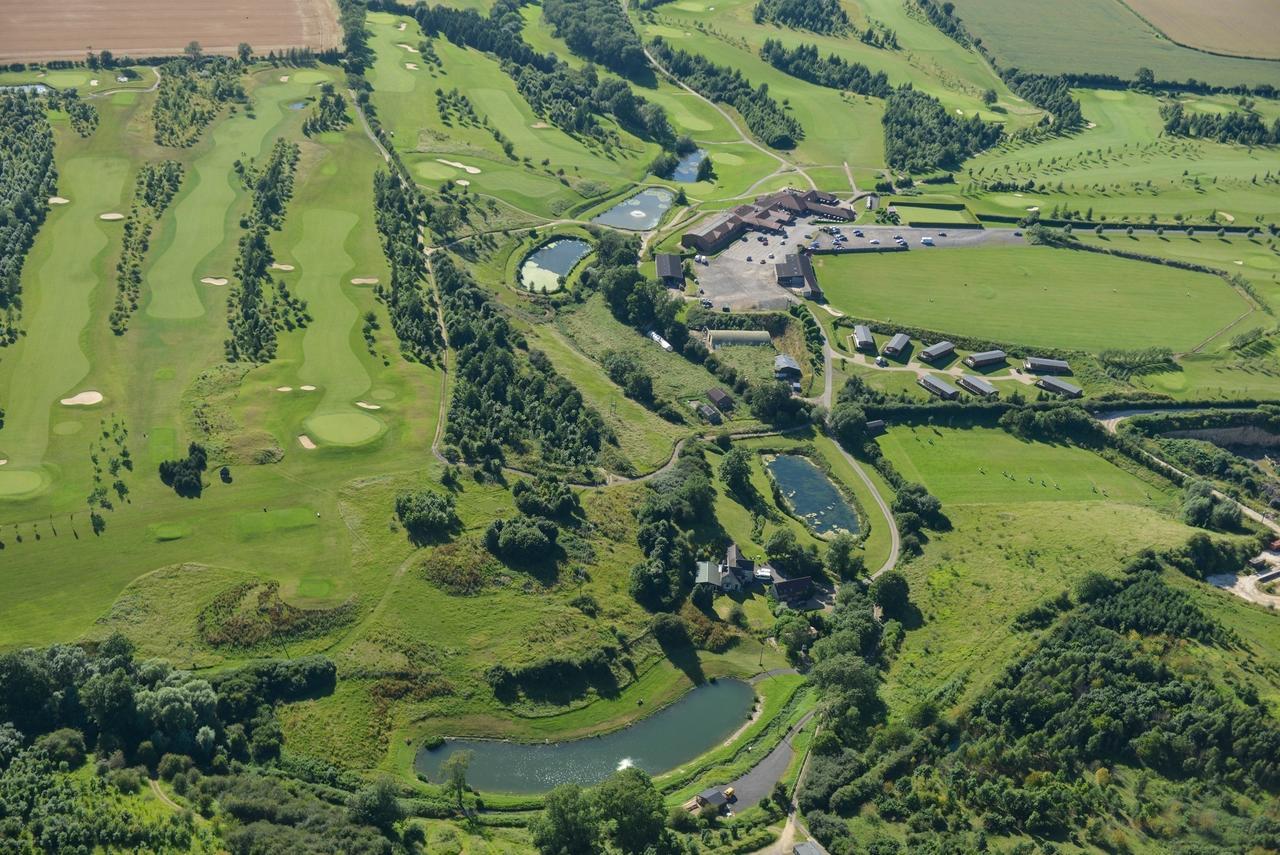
[0,0,342,62]
[1123,0,1280,60]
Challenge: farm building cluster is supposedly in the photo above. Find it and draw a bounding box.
[695,542,813,605]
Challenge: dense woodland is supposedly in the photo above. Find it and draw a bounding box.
[372,170,442,362]
[110,160,183,333]
[542,0,648,78]
[753,0,849,35]
[435,253,610,474]
[760,40,891,98]
[151,58,244,147]
[1161,102,1280,146]
[649,38,803,149]
[0,91,55,347]
[882,84,1002,172]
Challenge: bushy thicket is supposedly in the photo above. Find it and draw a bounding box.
[0,91,56,346]
[435,253,610,473]
[158,441,208,498]
[883,84,1001,172]
[649,38,804,149]
[542,0,648,77]
[372,170,441,362]
[759,40,890,98]
[629,449,715,610]
[1161,102,1280,146]
[753,0,848,34]
[395,488,459,544]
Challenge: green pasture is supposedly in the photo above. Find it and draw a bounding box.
[875,425,1196,711]
[948,0,1280,88]
[957,89,1280,224]
[815,245,1249,352]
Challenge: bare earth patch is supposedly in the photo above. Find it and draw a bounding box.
[60,391,103,406]
[0,0,342,62]
[298,435,317,450]
[200,277,229,286]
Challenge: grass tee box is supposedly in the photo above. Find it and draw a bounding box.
[815,246,1248,352]
[0,0,341,62]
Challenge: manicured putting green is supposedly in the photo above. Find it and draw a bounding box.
[0,468,49,498]
[234,506,320,540]
[305,412,383,445]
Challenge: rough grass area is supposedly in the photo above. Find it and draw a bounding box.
[816,245,1247,352]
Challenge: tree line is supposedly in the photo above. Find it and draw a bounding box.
[303,82,352,136]
[372,170,443,363]
[1160,101,1280,146]
[151,57,244,147]
[649,37,804,149]
[882,83,1002,173]
[0,91,56,347]
[542,0,649,78]
[435,252,612,475]
[759,39,891,98]
[753,0,848,34]
[110,160,183,334]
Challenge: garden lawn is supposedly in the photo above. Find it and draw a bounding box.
[816,245,1248,352]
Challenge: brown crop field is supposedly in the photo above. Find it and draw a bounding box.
[0,0,342,62]
[1123,0,1280,60]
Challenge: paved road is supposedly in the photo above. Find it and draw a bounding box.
[724,710,816,811]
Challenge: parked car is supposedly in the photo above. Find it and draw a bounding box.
[1013,230,1023,236]
[938,231,947,237]
[746,255,752,262]
[853,229,863,237]
[869,238,880,244]
[875,356,888,367]
[700,299,713,308]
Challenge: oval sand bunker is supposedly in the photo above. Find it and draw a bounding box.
[200,277,229,286]
[351,277,379,285]
[276,386,294,392]
[298,435,317,450]
[271,263,295,271]
[60,391,103,406]
[356,401,382,410]
[300,385,317,391]
[48,196,70,205]
[99,212,125,221]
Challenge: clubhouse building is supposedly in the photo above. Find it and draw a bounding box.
[681,189,854,254]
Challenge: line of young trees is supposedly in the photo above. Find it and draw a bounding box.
[649,37,804,149]
[0,90,56,347]
[110,160,183,334]
[759,39,891,98]
[882,84,1002,172]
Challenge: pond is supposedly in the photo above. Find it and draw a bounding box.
[673,149,707,183]
[414,679,754,793]
[519,238,592,292]
[590,187,675,231]
[765,454,860,536]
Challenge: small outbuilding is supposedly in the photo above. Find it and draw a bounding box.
[707,329,772,350]
[919,374,959,400]
[853,324,876,353]
[958,374,999,398]
[1037,376,1083,398]
[883,333,910,357]
[707,387,735,411]
[656,253,684,288]
[919,341,956,363]
[1024,356,1071,374]
[866,418,887,435]
[964,349,1006,369]
[696,402,723,423]
[774,354,803,381]
[774,576,812,605]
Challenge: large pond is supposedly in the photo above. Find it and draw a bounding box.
[414,679,754,793]
[765,454,860,536]
[519,238,592,292]
[673,149,707,183]
[591,187,675,231]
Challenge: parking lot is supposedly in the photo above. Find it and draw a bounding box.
[690,218,1025,312]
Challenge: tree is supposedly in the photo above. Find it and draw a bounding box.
[394,489,458,543]
[1135,66,1155,88]
[441,750,472,811]
[825,531,864,580]
[982,88,997,105]
[348,776,404,830]
[766,528,802,570]
[531,784,601,855]
[184,41,203,63]
[868,570,909,618]
[775,612,811,662]
[718,447,752,496]
[827,401,867,448]
[595,768,668,855]
[237,42,253,64]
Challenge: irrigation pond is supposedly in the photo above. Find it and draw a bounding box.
[765,454,860,536]
[519,237,592,292]
[590,187,675,231]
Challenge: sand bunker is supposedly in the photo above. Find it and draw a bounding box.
[455,179,471,186]
[99,212,125,221]
[1026,206,1039,212]
[1086,122,1097,129]
[89,79,99,86]
[436,158,482,174]
[298,435,317,450]
[531,122,550,129]
[0,459,7,466]
[1235,260,1245,265]
[200,277,229,286]
[271,263,295,271]
[356,401,382,410]
[276,386,293,392]
[351,277,379,285]
[398,21,407,30]
[404,62,419,70]
[300,385,317,391]
[48,196,69,205]
[279,75,290,82]
[60,391,103,406]
[1221,212,1236,223]
[397,43,418,52]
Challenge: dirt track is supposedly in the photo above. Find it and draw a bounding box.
[0,0,341,62]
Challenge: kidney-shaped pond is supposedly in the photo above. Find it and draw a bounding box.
[414,678,754,793]
[590,187,675,231]
[520,238,592,292]
[765,453,860,536]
